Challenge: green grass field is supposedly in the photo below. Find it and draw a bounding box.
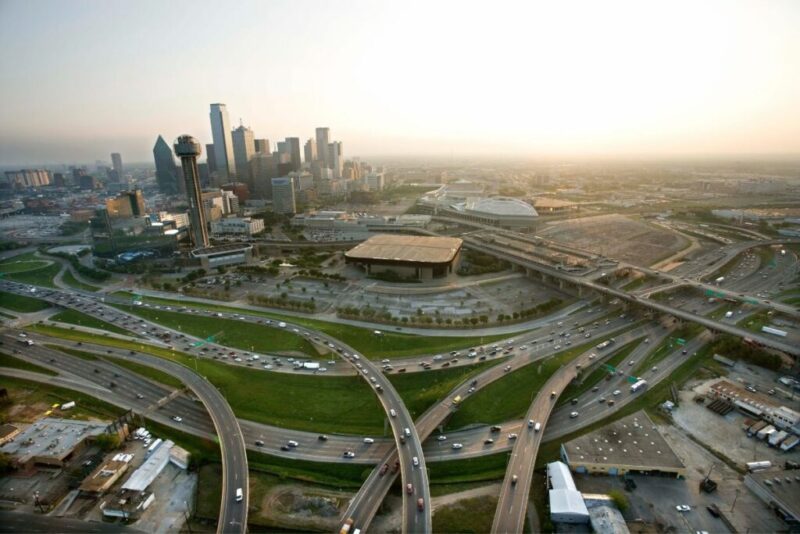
[429,451,511,484]
[0,351,57,376]
[31,324,386,434]
[0,252,61,288]
[0,376,124,422]
[50,309,131,336]
[432,495,498,534]
[111,291,511,359]
[0,290,51,312]
[390,359,498,419]
[444,341,597,430]
[61,270,100,292]
[114,304,320,357]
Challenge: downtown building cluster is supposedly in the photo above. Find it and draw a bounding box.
[153,103,383,216]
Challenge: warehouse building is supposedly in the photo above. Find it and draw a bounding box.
[191,242,254,269]
[344,234,462,280]
[0,418,110,469]
[547,461,590,524]
[744,468,800,524]
[561,411,686,478]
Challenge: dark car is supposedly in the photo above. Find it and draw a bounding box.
[318,434,328,441]
[280,445,290,451]
[490,425,502,433]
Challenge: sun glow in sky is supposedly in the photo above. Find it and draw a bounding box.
[1,0,799,164]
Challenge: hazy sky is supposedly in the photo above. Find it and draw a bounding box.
[1,0,799,165]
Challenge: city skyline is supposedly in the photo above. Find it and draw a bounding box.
[1,0,799,166]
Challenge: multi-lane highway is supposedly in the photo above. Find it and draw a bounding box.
[0,330,249,534]
[490,326,650,533]
[462,237,800,355]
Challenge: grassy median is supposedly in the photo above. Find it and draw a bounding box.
[50,309,132,336]
[112,290,510,359]
[0,290,51,313]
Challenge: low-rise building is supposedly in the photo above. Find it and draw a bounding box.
[191,243,255,269]
[345,234,462,280]
[210,216,264,237]
[560,411,686,477]
[547,461,590,524]
[79,459,130,496]
[744,468,800,524]
[0,418,110,469]
[0,424,20,446]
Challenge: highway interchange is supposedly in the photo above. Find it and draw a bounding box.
[1,233,797,534]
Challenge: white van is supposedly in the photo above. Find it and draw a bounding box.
[390,409,397,418]
[404,428,411,437]
[534,422,541,432]
[235,487,243,502]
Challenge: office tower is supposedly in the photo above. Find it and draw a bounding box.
[250,153,275,199]
[153,135,179,195]
[106,189,145,218]
[111,152,123,177]
[209,103,236,180]
[198,163,210,187]
[365,172,385,191]
[53,172,66,187]
[205,144,217,174]
[328,141,343,179]
[271,177,296,214]
[315,127,330,166]
[285,137,302,172]
[304,138,316,163]
[222,182,250,203]
[254,138,270,154]
[4,169,51,188]
[232,124,255,183]
[277,141,289,155]
[173,135,209,248]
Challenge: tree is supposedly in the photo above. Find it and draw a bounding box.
[608,489,629,513]
[94,433,121,452]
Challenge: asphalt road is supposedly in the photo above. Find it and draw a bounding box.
[490,326,653,534]
[0,330,249,534]
[0,511,143,533]
[463,237,800,355]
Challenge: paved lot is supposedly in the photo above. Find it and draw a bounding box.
[133,464,196,534]
[672,384,800,468]
[573,422,786,533]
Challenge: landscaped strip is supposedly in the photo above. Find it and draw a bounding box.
[111,290,512,359]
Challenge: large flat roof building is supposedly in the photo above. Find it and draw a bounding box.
[345,234,462,280]
[0,418,109,468]
[560,411,686,477]
[547,461,590,524]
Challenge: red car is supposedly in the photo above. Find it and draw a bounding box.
[379,463,389,476]
[417,498,424,511]
[406,483,413,494]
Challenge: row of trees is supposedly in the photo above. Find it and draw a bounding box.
[248,294,316,312]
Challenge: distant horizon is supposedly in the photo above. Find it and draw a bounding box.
[3,150,800,171]
[2,0,799,166]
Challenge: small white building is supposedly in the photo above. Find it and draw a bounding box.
[210,217,265,237]
[547,461,590,524]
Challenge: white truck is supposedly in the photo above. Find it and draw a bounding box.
[769,430,789,448]
[746,460,772,472]
[630,379,648,393]
[761,326,787,337]
[715,276,725,284]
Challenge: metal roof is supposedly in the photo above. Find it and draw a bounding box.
[345,234,462,264]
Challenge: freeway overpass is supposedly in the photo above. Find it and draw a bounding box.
[461,237,800,357]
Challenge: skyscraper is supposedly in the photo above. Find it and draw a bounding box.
[254,139,270,154]
[285,137,302,171]
[153,135,179,195]
[328,141,343,179]
[205,144,217,174]
[111,153,123,177]
[271,177,296,214]
[209,103,236,181]
[315,127,330,167]
[304,138,316,163]
[174,135,209,248]
[232,124,255,183]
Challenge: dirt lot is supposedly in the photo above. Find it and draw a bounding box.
[539,214,689,267]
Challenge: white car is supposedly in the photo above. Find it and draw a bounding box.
[412,456,419,467]
[363,438,374,444]
[613,390,621,396]
[676,505,691,512]
[172,416,183,422]
[451,443,463,450]
[569,412,579,418]
[278,322,287,328]
[437,435,447,441]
